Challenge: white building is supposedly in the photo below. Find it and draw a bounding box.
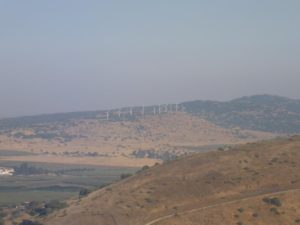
[0,167,14,176]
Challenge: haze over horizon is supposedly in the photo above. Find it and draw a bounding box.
[1,1,299,117]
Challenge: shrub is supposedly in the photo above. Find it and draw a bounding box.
[141,165,150,171]
[145,198,153,203]
[237,208,244,213]
[270,197,282,207]
[33,208,48,216]
[270,207,280,215]
[120,173,132,180]
[45,200,67,210]
[136,165,150,174]
[0,210,6,218]
[263,197,282,207]
[79,188,91,197]
[217,147,224,151]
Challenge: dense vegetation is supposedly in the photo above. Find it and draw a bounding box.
[13,163,49,175]
[131,149,178,161]
[0,111,101,131]
[182,95,300,133]
[27,200,67,217]
[13,131,76,142]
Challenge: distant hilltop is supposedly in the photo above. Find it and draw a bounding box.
[182,94,300,133]
[0,94,300,134]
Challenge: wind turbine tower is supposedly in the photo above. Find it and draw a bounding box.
[130,107,133,116]
[106,111,109,121]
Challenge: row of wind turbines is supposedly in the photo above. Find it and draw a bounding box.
[98,103,184,121]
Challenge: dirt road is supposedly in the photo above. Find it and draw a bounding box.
[144,188,300,225]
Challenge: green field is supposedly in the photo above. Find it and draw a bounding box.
[0,161,137,206]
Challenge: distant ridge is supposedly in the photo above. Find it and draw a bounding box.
[182,94,300,133]
[1,94,300,133]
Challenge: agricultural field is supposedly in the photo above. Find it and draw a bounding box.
[0,160,137,207]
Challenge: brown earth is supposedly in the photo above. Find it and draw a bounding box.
[0,113,275,167]
[42,136,300,225]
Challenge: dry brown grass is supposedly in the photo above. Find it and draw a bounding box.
[157,189,300,225]
[42,136,300,225]
[0,113,275,167]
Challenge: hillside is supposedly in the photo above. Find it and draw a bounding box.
[0,113,272,167]
[41,136,300,225]
[1,95,300,134]
[183,94,300,133]
[2,94,300,167]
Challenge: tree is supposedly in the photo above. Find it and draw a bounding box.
[79,188,90,197]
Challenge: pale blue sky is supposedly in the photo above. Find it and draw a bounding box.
[0,0,299,117]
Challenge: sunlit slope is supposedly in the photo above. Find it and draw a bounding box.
[44,136,300,225]
[0,113,272,167]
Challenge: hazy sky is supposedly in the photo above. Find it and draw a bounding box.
[0,0,299,117]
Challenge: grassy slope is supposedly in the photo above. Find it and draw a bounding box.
[0,113,273,167]
[44,136,300,225]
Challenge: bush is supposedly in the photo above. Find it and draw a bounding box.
[218,147,224,151]
[270,207,280,215]
[13,162,48,175]
[263,197,282,207]
[141,165,150,171]
[33,208,48,216]
[79,188,91,197]
[0,210,6,218]
[120,173,132,180]
[136,165,150,174]
[45,200,67,210]
[237,208,244,213]
[270,198,282,207]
